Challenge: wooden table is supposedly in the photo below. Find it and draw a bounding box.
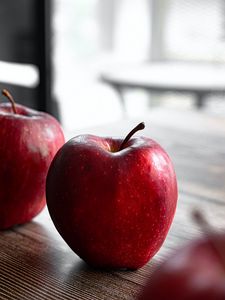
[1,114,225,299]
[100,62,225,109]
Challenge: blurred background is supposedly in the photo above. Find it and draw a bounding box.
[1,0,225,132]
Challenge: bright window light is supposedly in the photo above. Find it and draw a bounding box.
[0,61,39,87]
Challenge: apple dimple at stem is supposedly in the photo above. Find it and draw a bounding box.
[1,89,38,118]
[2,89,17,114]
[119,122,145,151]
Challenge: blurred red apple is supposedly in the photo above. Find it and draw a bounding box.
[46,122,177,269]
[138,212,225,300]
[0,89,65,229]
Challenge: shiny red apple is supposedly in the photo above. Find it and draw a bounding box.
[0,89,65,229]
[138,212,225,300]
[46,122,177,269]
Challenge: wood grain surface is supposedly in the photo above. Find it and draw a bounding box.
[1,113,225,300]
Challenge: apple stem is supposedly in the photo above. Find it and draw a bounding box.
[119,122,145,151]
[192,210,225,270]
[2,89,17,114]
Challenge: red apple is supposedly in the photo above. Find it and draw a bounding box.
[46,122,177,269]
[138,212,225,300]
[0,89,65,229]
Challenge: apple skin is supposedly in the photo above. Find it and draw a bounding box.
[138,233,225,300]
[46,133,177,269]
[0,103,65,229]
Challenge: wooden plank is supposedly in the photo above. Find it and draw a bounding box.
[1,188,224,299]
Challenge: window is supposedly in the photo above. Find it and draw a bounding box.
[164,0,225,62]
